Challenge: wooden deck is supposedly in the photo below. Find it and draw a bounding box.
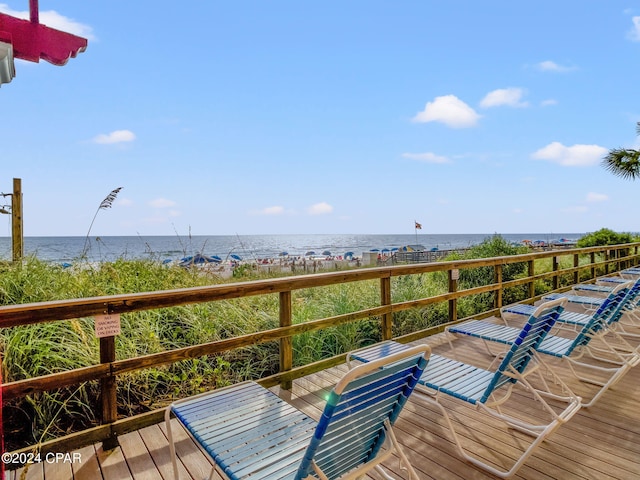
[8,324,640,480]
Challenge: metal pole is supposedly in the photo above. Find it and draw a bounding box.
[29,0,39,24]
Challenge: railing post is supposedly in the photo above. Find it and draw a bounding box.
[380,276,392,340]
[590,252,596,279]
[552,255,559,290]
[99,335,118,450]
[573,253,579,285]
[618,247,624,271]
[494,264,503,309]
[527,260,535,300]
[448,270,458,323]
[279,291,293,390]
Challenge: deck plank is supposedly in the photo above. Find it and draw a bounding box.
[157,419,221,480]
[95,444,133,480]
[6,324,640,480]
[137,424,190,480]
[70,445,102,480]
[42,458,72,480]
[117,430,162,480]
[8,461,43,480]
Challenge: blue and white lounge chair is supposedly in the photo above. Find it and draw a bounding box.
[572,283,616,295]
[541,278,640,345]
[574,276,640,330]
[596,276,640,325]
[349,298,581,478]
[504,281,640,357]
[620,267,640,278]
[500,281,632,328]
[598,276,631,285]
[542,277,640,309]
[165,344,430,480]
[448,283,639,407]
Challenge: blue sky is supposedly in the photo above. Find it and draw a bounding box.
[1,1,639,237]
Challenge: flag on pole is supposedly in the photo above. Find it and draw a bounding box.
[415,221,422,230]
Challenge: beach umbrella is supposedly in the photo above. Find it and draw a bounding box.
[279,251,289,256]
[322,250,331,256]
[305,251,316,256]
[230,254,242,261]
[344,251,354,259]
[191,254,210,264]
[180,254,220,266]
[370,248,380,252]
[381,248,390,253]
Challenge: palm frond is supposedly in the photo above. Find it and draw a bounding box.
[602,148,640,180]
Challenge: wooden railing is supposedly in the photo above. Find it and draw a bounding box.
[3,242,639,458]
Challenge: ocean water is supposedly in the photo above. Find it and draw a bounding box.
[0,233,583,264]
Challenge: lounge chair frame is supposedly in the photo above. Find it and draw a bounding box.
[450,282,638,407]
[165,344,430,480]
[348,298,580,478]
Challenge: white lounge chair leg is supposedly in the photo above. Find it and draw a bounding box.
[164,407,180,480]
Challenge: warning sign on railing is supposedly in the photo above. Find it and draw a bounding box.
[94,314,121,338]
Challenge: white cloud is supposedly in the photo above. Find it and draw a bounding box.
[531,142,608,167]
[117,198,134,207]
[0,4,95,40]
[628,16,640,42]
[149,198,176,208]
[307,202,333,215]
[256,206,285,215]
[586,192,608,202]
[536,60,576,72]
[402,152,450,164]
[412,95,481,128]
[480,88,528,108]
[93,130,136,144]
[540,99,558,107]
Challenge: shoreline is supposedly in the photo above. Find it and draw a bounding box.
[0,233,584,266]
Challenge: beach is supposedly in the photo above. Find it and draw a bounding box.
[0,233,583,265]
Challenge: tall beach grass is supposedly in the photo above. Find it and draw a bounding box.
[0,237,615,449]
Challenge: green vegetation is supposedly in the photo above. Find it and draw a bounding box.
[602,122,640,180]
[0,258,383,449]
[576,228,639,247]
[0,231,636,449]
[442,235,530,310]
